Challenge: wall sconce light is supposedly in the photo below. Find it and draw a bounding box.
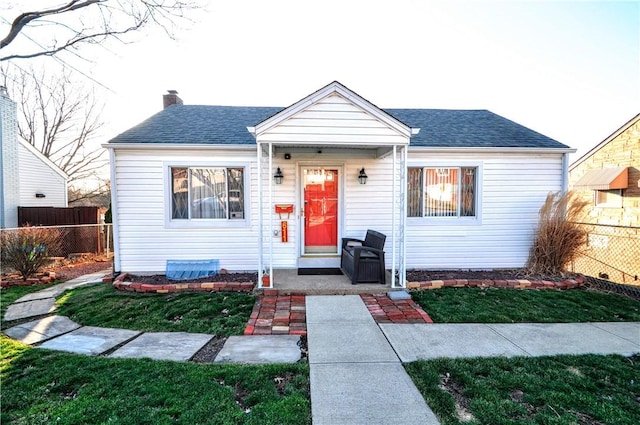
[35,193,46,198]
[273,167,284,185]
[358,168,368,185]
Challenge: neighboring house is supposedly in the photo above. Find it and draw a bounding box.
[105,81,574,287]
[570,113,639,226]
[0,87,68,228]
[569,113,639,284]
[18,140,69,209]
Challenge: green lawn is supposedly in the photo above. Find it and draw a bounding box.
[55,284,256,335]
[5,282,639,424]
[1,284,309,424]
[406,354,640,425]
[1,336,310,425]
[412,287,640,323]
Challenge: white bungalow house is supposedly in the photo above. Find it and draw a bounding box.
[1,87,68,228]
[104,81,574,288]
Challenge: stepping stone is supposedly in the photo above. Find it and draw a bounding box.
[3,298,57,321]
[4,315,81,345]
[15,288,65,303]
[109,332,213,362]
[214,335,301,364]
[39,326,141,356]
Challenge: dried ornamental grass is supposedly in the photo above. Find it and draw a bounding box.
[527,191,589,275]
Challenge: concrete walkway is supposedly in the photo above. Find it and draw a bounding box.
[3,272,640,425]
[305,295,639,425]
[306,295,440,425]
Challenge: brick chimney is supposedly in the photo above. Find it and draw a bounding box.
[163,90,183,109]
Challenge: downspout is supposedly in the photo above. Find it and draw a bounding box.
[561,152,569,193]
[108,148,121,276]
[63,176,69,207]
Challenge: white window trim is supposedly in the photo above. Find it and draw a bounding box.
[164,161,252,228]
[406,162,483,226]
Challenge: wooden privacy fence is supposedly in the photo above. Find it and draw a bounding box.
[16,207,107,257]
[18,206,100,227]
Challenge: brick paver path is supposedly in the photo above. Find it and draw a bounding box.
[244,290,307,336]
[361,293,433,323]
[243,291,433,336]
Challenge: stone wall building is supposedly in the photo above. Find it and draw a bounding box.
[569,113,639,285]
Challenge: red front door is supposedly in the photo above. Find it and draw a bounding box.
[303,168,338,254]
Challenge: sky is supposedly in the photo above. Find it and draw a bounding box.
[3,0,640,166]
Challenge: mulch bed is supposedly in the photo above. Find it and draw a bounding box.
[406,269,581,283]
[1,257,113,288]
[123,272,257,285]
[120,269,579,286]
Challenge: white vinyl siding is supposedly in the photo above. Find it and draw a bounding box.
[18,142,67,207]
[406,152,564,270]
[113,148,565,274]
[260,93,407,146]
[113,149,259,273]
[342,159,394,240]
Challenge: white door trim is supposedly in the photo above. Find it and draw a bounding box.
[297,162,344,268]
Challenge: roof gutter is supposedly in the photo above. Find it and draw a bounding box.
[101,143,257,151]
[408,146,576,154]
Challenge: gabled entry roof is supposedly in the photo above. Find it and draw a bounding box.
[107,81,570,150]
[248,81,417,142]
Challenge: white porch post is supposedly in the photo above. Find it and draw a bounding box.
[268,143,274,286]
[391,145,397,288]
[401,145,408,288]
[257,143,264,288]
[391,144,407,289]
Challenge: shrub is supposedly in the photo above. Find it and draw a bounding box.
[0,226,62,280]
[527,191,589,275]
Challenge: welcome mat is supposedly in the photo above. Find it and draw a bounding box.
[297,268,344,276]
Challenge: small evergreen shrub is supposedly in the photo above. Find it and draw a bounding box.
[527,191,589,275]
[0,226,62,280]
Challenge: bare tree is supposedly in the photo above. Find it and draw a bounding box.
[68,178,111,207]
[1,0,198,62]
[2,65,108,188]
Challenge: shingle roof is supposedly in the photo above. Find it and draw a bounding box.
[387,109,568,148]
[108,105,282,145]
[108,105,569,149]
